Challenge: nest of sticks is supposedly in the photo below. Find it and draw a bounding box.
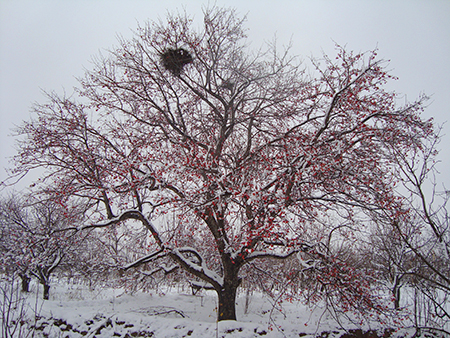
[160,48,193,76]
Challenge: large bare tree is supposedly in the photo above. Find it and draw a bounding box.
[10,7,436,321]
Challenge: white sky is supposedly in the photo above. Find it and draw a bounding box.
[1,0,449,191]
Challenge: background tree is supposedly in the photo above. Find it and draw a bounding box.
[0,194,85,300]
[0,195,34,292]
[367,222,415,310]
[371,133,449,332]
[10,7,436,321]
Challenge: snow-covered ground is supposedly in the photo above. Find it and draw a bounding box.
[0,278,437,337]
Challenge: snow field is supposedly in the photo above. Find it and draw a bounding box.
[2,279,429,337]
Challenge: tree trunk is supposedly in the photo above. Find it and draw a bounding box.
[244,286,251,314]
[37,265,55,300]
[43,283,50,300]
[20,274,31,293]
[215,260,241,321]
[393,284,401,309]
[393,275,401,309]
[217,281,239,321]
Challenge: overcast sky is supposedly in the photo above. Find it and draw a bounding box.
[1,0,449,192]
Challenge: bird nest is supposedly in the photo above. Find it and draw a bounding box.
[161,48,193,76]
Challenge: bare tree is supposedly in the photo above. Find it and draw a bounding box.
[373,132,449,332]
[0,194,85,300]
[10,6,436,321]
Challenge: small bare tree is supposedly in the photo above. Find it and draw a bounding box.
[370,132,449,333]
[0,273,34,338]
[0,194,85,300]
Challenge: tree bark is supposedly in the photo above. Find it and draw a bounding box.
[393,275,402,309]
[20,274,31,293]
[38,268,52,300]
[217,280,239,321]
[215,258,242,321]
[393,284,401,309]
[43,283,50,300]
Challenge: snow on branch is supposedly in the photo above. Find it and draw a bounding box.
[245,241,326,265]
[122,249,166,271]
[246,248,300,262]
[172,247,223,287]
[76,209,164,247]
[48,250,63,274]
[139,264,179,277]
